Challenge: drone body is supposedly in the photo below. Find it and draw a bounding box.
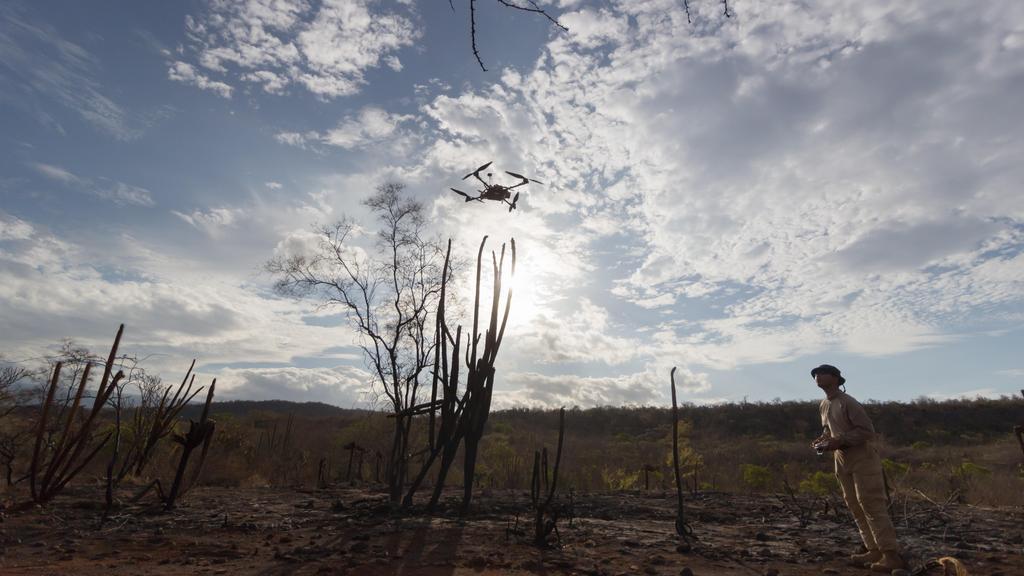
[450,161,542,212]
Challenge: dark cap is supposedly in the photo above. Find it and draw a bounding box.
[811,364,846,386]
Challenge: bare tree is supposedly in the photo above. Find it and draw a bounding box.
[460,0,568,71]
[0,361,32,418]
[0,360,32,486]
[266,182,449,504]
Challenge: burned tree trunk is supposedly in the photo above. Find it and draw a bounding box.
[671,367,693,544]
[345,442,358,482]
[1015,390,1024,462]
[402,236,516,515]
[25,325,125,507]
[164,379,216,510]
[530,407,565,546]
[317,457,329,489]
[130,360,206,478]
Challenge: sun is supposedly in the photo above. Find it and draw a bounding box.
[503,245,559,331]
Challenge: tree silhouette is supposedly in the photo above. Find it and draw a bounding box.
[266,182,449,505]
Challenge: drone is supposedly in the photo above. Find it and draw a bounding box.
[450,161,543,212]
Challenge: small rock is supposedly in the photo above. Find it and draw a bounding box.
[349,541,368,554]
[680,568,694,576]
[765,570,779,576]
[755,532,770,542]
[822,570,840,575]
[676,541,692,554]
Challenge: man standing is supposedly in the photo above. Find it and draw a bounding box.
[810,364,905,572]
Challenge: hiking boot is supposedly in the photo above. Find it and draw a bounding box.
[849,549,882,566]
[870,550,906,572]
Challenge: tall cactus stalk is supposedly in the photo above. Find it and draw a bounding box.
[402,236,516,514]
[27,325,126,506]
[129,359,205,478]
[671,367,693,542]
[1015,390,1024,462]
[530,407,565,546]
[164,378,216,510]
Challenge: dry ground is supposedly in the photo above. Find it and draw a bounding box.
[1,485,1022,576]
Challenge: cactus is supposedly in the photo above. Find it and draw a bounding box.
[27,325,125,506]
[164,378,216,510]
[530,407,565,546]
[1015,390,1023,461]
[131,359,206,477]
[671,367,694,542]
[402,236,516,514]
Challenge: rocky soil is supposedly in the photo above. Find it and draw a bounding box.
[1,486,1022,575]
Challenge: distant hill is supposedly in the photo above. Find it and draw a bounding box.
[174,394,1024,446]
[180,399,370,420]
[495,396,1024,445]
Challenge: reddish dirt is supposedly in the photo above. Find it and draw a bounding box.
[1,486,1022,575]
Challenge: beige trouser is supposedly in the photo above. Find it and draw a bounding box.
[835,445,899,552]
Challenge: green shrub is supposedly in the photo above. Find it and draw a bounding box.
[799,470,838,496]
[741,464,773,492]
[601,467,641,490]
[952,461,991,479]
[882,458,910,478]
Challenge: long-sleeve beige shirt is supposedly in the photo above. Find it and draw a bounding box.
[819,391,876,448]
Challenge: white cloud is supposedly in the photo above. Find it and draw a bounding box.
[0,5,152,140]
[31,163,155,207]
[174,0,420,99]
[925,388,1012,401]
[168,61,234,98]
[32,162,79,184]
[216,365,372,407]
[95,182,156,207]
[172,206,247,238]
[495,366,710,409]
[0,213,360,394]
[274,131,314,148]
[415,0,1024,371]
[517,298,641,365]
[275,106,416,152]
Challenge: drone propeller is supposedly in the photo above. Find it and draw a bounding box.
[462,161,493,180]
[508,192,520,213]
[506,170,544,186]
[450,188,475,202]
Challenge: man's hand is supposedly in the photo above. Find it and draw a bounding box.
[811,436,843,450]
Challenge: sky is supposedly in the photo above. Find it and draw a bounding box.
[1,0,1023,410]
